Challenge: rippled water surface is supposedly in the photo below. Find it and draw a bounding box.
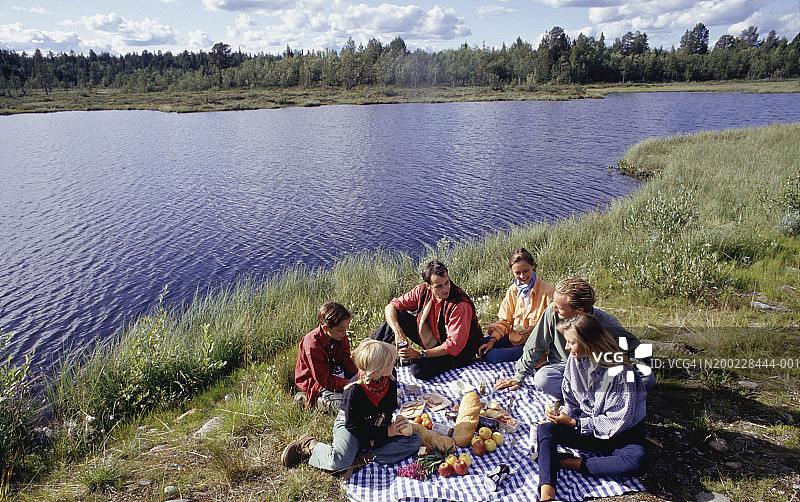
[2,92,800,364]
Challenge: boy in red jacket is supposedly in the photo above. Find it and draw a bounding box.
[294,302,358,412]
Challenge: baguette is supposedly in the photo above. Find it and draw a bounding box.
[453,391,481,447]
[411,423,455,453]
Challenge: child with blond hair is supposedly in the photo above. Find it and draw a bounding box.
[282,339,422,472]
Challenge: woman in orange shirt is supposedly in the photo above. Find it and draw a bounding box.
[479,248,554,363]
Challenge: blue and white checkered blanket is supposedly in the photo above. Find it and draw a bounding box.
[346,361,645,502]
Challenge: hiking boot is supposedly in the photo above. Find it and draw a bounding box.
[281,434,318,468]
[292,391,308,408]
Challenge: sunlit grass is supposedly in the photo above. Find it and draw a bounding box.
[5,122,799,500]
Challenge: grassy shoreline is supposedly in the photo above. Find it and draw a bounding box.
[1,79,799,115]
[5,123,800,501]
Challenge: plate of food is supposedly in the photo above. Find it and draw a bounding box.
[421,392,451,412]
[398,399,426,418]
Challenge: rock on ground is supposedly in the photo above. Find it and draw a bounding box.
[696,492,731,502]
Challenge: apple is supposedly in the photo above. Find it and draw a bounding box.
[438,462,453,477]
[478,427,493,440]
[458,453,472,467]
[485,438,497,452]
[491,431,504,445]
[446,453,458,466]
[471,435,481,446]
[453,459,468,476]
[472,438,486,456]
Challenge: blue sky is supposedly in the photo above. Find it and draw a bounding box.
[1,0,797,55]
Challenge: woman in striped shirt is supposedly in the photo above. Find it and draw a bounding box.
[535,313,647,502]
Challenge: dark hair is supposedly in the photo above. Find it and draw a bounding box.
[317,301,352,328]
[422,260,449,284]
[555,277,596,312]
[508,247,537,271]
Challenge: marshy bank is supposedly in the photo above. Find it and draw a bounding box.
[1,79,799,115]
[2,122,799,501]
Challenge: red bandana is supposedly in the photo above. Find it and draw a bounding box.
[358,370,390,407]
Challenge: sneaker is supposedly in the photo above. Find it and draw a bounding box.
[316,395,339,413]
[281,434,318,468]
[292,392,308,408]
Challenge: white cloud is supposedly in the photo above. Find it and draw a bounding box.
[476,5,516,18]
[419,6,471,39]
[0,22,81,53]
[159,0,179,3]
[80,13,177,47]
[727,9,798,38]
[202,0,295,14]
[536,0,619,7]
[329,3,422,34]
[578,0,770,46]
[221,2,470,53]
[776,11,800,36]
[11,6,52,15]
[236,13,257,29]
[565,25,596,39]
[187,29,215,50]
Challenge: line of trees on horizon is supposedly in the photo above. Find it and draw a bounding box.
[2,23,798,95]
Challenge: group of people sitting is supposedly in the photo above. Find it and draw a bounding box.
[282,250,652,502]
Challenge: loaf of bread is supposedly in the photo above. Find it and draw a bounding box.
[411,423,455,453]
[453,391,481,447]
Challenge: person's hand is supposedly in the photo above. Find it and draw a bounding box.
[388,415,410,437]
[398,345,419,361]
[545,407,577,427]
[515,325,534,338]
[478,339,495,356]
[494,378,521,391]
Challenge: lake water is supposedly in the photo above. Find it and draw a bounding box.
[2,92,800,365]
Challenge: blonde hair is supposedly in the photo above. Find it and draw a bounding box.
[555,277,596,312]
[344,339,397,389]
[556,313,630,368]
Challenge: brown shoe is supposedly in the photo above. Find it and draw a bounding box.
[281,434,317,468]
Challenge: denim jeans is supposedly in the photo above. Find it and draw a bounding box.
[482,335,525,363]
[536,421,647,494]
[309,411,422,472]
[533,363,567,399]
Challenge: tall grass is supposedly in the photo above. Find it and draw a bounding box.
[44,123,800,459]
[0,333,38,498]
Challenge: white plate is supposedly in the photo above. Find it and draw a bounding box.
[448,380,475,396]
